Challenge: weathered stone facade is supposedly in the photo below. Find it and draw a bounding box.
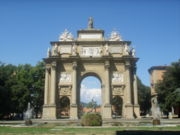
[42,18,140,120]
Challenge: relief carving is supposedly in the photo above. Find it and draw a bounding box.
[59,72,72,84]
[112,86,124,95]
[104,44,109,55]
[59,86,71,95]
[72,44,77,55]
[52,44,59,56]
[109,31,122,41]
[59,29,74,41]
[112,72,124,83]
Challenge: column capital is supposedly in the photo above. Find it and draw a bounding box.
[45,66,51,72]
[72,61,77,70]
[125,61,131,69]
[51,61,57,69]
[104,60,110,69]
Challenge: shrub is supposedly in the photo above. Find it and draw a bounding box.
[81,113,102,126]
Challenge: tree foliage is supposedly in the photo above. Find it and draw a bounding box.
[137,77,151,115]
[156,59,180,116]
[0,61,45,119]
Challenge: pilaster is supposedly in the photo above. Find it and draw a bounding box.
[124,61,134,118]
[44,66,50,105]
[133,74,140,118]
[125,61,132,105]
[103,60,112,119]
[43,61,57,119]
[70,61,78,119]
[50,61,57,105]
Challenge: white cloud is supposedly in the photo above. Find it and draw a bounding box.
[80,84,101,104]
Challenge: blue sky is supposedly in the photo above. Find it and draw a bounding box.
[0,0,180,86]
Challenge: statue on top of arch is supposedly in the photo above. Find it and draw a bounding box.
[109,31,123,41]
[88,17,94,29]
[59,29,74,41]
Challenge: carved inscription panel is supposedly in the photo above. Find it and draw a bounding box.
[60,46,72,54]
[81,47,102,57]
[110,46,123,54]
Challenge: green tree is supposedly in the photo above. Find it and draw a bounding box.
[0,61,45,119]
[9,64,33,114]
[156,59,180,117]
[0,62,17,118]
[30,62,45,117]
[137,77,151,115]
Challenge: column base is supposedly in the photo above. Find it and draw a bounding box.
[70,104,78,119]
[42,105,56,120]
[102,104,112,119]
[134,104,140,118]
[124,103,134,119]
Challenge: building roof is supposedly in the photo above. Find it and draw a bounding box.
[148,66,168,74]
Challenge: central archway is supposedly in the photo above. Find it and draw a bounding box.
[79,74,102,116]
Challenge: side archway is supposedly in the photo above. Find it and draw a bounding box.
[59,96,70,118]
[111,96,123,117]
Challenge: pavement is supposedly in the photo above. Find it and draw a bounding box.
[0,117,180,126]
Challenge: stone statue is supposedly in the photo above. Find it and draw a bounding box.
[124,44,130,55]
[47,47,51,57]
[53,44,59,56]
[109,31,122,41]
[90,98,97,112]
[151,96,161,125]
[24,102,33,125]
[72,43,77,55]
[59,29,74,41]
[88,17,93,29]
[104,44,109,55]
[131,48,135,57]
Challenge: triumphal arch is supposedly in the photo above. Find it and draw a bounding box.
[42,18,140,120]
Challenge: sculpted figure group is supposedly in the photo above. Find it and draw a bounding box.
[46,27,136,57]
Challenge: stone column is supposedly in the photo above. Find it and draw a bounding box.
[44,66,50,105]
[124,61,134,119]
[104,61,110,104]
[103,61,112,119]
[133,74,140,118]
[133,75,138,105]
[72,61,77,104]
[50,62,56,105]
[70,61,78,119]
[125,62,132,104]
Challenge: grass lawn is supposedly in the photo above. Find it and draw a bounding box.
[0,124,180,135]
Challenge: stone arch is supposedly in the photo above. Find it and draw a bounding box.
[79,72,102,114]
[80,72,102,84]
